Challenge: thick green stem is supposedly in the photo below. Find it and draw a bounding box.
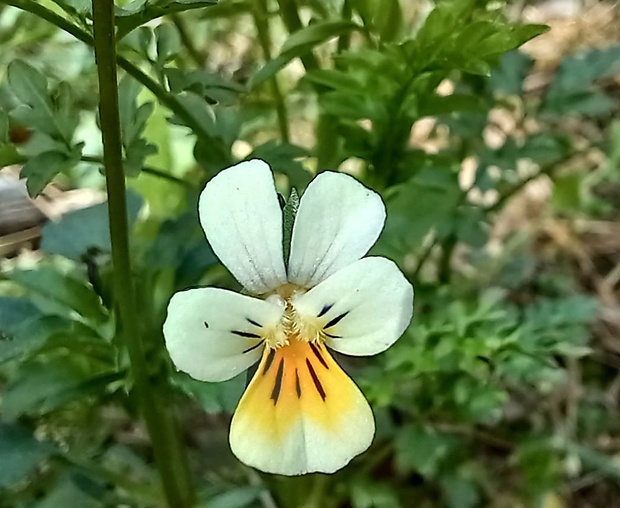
[253,0,290,143]
[91,1,194,507]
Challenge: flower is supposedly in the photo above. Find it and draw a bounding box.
[163,159,413,475]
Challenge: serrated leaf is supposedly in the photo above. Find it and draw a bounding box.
[115,0,217,40]
[21,148,81,196]
[10,267,106,321]
[7,60,77,144]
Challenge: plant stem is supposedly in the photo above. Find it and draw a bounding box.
[91,1,194,507]
[253,0,290,143]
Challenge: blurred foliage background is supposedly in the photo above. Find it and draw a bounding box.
[1,0,620,506]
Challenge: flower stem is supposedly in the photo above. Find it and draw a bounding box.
[91,1,194,507]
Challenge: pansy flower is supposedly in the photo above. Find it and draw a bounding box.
[163,159,413,475]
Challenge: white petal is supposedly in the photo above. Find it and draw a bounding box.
[199,159,287,294]
[163,288,283,382]
[230,339,374,475]
[292,257,413,356]
[287,172,386,288]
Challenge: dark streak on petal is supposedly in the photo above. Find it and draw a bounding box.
[246,317,262,327]
[295,368,302,398]
[271,359,284,404]
[325,311,349,329]
[263,348,276,375]
[306,359,326,401]
[317,303,334,318]
[324,332,342,339]
[309,342,329,369]
[242,341,263,354]
[203,321,209,329]
[232,330,261,339]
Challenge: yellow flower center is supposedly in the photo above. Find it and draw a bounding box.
[262,286,324,350]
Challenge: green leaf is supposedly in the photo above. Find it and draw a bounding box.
[2,361,121,419]
[246,140,311,189]
[10,267,106,321]
[489,50,533,95]
[175,372,245,414]
[115,0,218,40]
[118,76,157,177]
[0,315,74,364]
[0,297,42,335]
[395,424,461,477]
[0,423,57,488]
[7,60,77,144]
[280,20,360,54]
[35,474,104,508]
[41,192,142,261]
[206,487,265,508]
[155,23,181,65]
[21,147,81,196]
[282,188,299,266]
[50,0,91,16]
[249,21,360,87]
[373,0,403,43]
[378,167,461,255]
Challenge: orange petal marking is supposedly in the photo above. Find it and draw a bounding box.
[231,336,361,441]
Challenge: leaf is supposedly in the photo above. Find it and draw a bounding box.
[40,191,142,261]
[373,0,403,43]
[118,76,157,177]
[115,0,218,40]
[175,372,245,414]
[2,361,121,419]
[280,20,360,54]
[246,140,311,189]
[0,315,73,364]
[249,21,360,87]
[35,474,104,508]
[0,423,57,488]
[489,50,534,95]
[21,148,81,196]
[378,167,461,255]
[50,0,91,16]
[155,23,181,65]
[7,60,77,144]
[10,267,106,321]
[395,424,461,477]
[0,297,42,335]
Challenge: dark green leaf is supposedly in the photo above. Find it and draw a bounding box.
[0,297,42,335]
[21,148,81,196]
[7,60,77,144]
[280,21,360,54]
[0,423,57,488]
[115,0,217,40]
[2,361,121,418]
[40,191,142,260]
[10,267,106,321]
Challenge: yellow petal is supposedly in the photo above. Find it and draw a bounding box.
[229,337,374,475]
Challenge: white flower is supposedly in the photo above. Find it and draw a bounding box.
[163,159,413,476]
